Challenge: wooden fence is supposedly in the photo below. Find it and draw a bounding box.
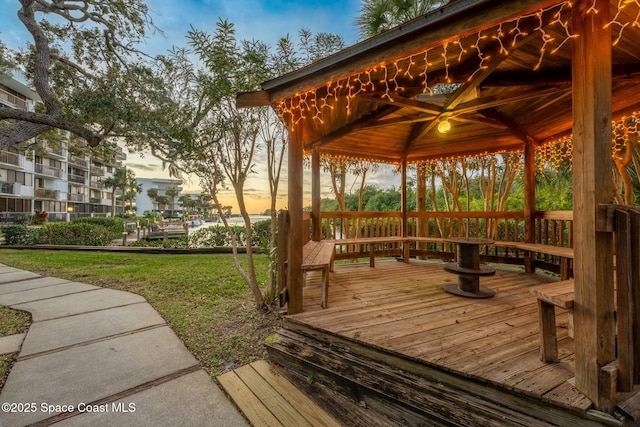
[316,210,573,272]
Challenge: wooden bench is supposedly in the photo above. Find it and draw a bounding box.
[328,237,405,267]
[494,241,574,279]
[530,279,575,362]
[302,240,336,308]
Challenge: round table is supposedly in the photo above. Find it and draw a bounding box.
[443,237,496,298]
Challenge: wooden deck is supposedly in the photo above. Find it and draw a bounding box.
[276,260,639,425]
[218,360,341,427]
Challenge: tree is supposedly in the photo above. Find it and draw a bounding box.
[102,168,126,217]
[0,40,16,77]
[146,188,159,211]
[164,187,179,217]
[165,20,345,310]
[178,194,194,214]
[124,173,142,215]
[155,195,169,214]
[0,0,182,163]
[356,0,449,39]
[103,167,139,216]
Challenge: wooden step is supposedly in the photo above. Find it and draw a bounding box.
[217,360,340,427]
[268,329,560,427]
[267,324,607,427]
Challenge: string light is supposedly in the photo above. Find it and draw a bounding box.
[606,0,640,45]
[277,1,640,128]
[276,1,578,127]
[536,111,640,172]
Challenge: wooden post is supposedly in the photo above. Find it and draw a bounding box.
[287,129,304,314]
[312,146,321,241]
[417,164,427,260]
[523,141,536,272]
[401,158,409,262]
[277,210,290,308]
[572,0,616,410]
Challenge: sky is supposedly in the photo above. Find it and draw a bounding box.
[0,0,402,213]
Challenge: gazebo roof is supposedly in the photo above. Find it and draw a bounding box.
[238,0,640,164]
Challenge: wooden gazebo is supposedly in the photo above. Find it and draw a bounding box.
[239,0,640,422]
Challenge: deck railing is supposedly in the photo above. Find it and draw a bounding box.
[314,210,573,270]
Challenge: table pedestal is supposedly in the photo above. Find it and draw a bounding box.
[444,238,496,298]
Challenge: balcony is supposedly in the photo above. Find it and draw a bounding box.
[0,151,22,167]
[68,174,87,185]
[34,164,64,178]
[68,193,87,203]
[89,197,101,204]
[35,188,60,200]
[0,86,27,109]
[89,180,103,189]
[40,142,65,158]
[69,156,88,169]
[90,166,105,176]
[0,182,20,195]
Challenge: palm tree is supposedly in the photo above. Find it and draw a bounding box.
[165,187,179,217]
[124,175,143,215]
[146,188,159,211]
[155,195,169,217]
[356,0,449,39]
[178,194,193,214]
[102,168,127,216]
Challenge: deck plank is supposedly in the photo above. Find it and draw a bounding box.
[251,360,341,427]
[290,260,595,416]
[217,370,283,427]
[233,364,313,427]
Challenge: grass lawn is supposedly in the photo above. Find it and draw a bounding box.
[0,249,280,383]
[0,305,30,390]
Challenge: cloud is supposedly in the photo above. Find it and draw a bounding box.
[125,162,160,172]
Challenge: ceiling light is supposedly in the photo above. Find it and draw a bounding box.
[437,118,451,134]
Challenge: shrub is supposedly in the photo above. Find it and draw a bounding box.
[72,217,124,238]
[0,224,40,245]
[252,219,272,250]
[39,223,113,246]
[130,236,188,248]
[189,226,230,247]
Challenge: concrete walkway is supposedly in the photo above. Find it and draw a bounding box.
[0,264,248,427]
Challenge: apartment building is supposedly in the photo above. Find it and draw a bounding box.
[135,178,183,218]
[1,74,126,223]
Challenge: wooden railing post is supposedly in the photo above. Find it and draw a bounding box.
[572,0,616,410]
[277,210,290,308]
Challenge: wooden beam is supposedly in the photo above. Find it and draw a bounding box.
[403,121,438,155]
[236,90,270,108]
[355,112,436,130]
[571,0,616,411]
[311,105,401,148]
[480,108,538,146]
[287,128,305,314]
[483,63,640,87]
[312,147,321,241]
[454,84,572,115]
[362,94,443,115]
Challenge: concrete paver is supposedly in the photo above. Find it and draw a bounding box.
[0,333,25,354]
[52,370,248,427]
[20,302,165,356]
[0,270,40,284]
[0,264,249,427]
[1,326,198,426]
[0,276,69,295]
[0,282,99,306]
[11,288,146,321]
